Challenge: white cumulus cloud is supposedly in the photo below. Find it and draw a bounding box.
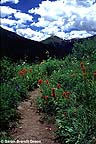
[16,28,47,41]
[0,0,19,4]
[0,0,96,41]
[14,12,33,23]
[0,6,33,31]
[0,6,18,18]
[0,6,33,23]
[1,25,15,32]
[28,0,96,40]
[1,18,17,26]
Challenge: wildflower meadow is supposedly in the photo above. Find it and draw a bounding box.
[0,38,96,143]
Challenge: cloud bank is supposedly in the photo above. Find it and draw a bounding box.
[29,0,96,39]
[0,0,96,41]
[0,6,33,29]
[0,0,19,4]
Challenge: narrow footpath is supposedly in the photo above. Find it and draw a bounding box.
[11,89,59,144]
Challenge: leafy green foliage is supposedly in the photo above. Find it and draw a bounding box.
[0,82,20,131]
[36,38,96,144]
[0,58,39,134]
[0,37,96,143]
[72,38,96,61]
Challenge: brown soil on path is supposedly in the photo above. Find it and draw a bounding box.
[11,89,60,144]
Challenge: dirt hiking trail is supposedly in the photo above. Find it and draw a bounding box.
[11,89,59,144]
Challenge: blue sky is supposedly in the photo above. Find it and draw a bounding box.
[0,0,96,41]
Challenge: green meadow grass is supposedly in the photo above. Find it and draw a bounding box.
[0,39,96,143]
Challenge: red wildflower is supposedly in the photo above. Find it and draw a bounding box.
[80,62,84,69]
[80,62,87,79]
[44,96,49,100]
[29,68,32,72]
[20,68,27,74]
[18,71,23,76]
[41,96,48,100]
[63,91,70,99]
[38,79,43,85]
[46,80,49,84]
[64,112,67,117]
[57,83,61,89]
[82,66,86,73]
[51,88,56,97]
[80,62,86,73]
[18,68,27,76]
[52,88,55,92]
[51,93,55,97]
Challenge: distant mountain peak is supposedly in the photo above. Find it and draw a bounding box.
[42,35,64,46]
[43,35,63,40]
[49,35,63,39]
[1,27,96,61]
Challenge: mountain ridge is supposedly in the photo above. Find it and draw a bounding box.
[0,27,96,61]
[0,27,52,61]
